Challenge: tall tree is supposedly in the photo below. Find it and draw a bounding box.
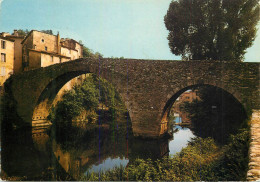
[164,0,259,61]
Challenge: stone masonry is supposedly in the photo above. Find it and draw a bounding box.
[3,58,260,139]
[247,110,260,181]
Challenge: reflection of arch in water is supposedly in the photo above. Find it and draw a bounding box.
[160,84,247,134]
[51,134,129,180]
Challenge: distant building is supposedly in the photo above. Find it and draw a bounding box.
[0,35,14,86]
[21,30,83,71]
[172,90,200,123]
[178,90,199,103]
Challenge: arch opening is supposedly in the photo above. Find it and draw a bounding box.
[161,84,247,144]
[32,72,132,133]
[32,71,88,125]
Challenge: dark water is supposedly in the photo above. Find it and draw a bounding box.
[1,98,247,182]
[0,114,196,180]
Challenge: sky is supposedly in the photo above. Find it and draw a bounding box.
[0,0,259,62]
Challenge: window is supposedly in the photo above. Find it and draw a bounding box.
[33,44,37,49]
[51,56,53,62]
[1,40,6,49]
[45,46,48,51]
[1,53,6,62]
[1,67,5,76]
[41,39,44,43]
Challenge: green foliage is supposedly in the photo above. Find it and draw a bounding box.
[81,137,219,181]
[48,76,99,123]
[16,29,29,36]
[212,129,250,181]
[164,0,260,61]
[78,78,100,110]
[82,46,94,58]
[41,30,53,35]
[81,128,249,181]
[82,45,103,58]
[48,74,126,126]
[127,158,160,181]
[15,29,54,36]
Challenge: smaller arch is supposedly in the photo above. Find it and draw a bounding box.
[159,84,247,135]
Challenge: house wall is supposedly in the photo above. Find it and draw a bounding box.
[61,47,79,60]
[75,42,83,58]
[22,33,33,70]
[12,37,23,74]
[32,31,58,53]
[41,53,60,67]
[28,51,41,70]
[0,38,14,86]
[61,57,70,63]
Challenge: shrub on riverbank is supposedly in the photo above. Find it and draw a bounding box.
[81,128,249,181]
[48,74,127,127]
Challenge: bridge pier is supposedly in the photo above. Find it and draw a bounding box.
[247,110,260,181]
[130,110,167,138]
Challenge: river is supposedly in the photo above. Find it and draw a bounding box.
[1,114,197,180]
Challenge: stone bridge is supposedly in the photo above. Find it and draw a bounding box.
[3,58,260,138]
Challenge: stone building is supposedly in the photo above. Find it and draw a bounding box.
[0,29,84,87]
[3,30,26,74]
[172,90,200,123]
[0,35,14,86]
[21,30,83,71]
[60,38,83,60]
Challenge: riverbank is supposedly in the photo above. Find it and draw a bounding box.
[81,128,250,181]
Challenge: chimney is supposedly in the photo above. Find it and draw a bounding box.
[13,30,18,36]
[57,32,61,54]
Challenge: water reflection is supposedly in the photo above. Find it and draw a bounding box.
[1,105,244,181]
[87,157,128,173]
[169,125,195,155]
[2,115,196,180]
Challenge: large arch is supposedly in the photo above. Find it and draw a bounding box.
[31,71,131,128]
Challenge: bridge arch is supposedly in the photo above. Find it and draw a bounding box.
[4,58,259,138]
[32,71,87,123]
[159,83,247,135]
[32,70,131,128]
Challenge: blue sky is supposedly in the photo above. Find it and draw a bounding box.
[0,0,259,62]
